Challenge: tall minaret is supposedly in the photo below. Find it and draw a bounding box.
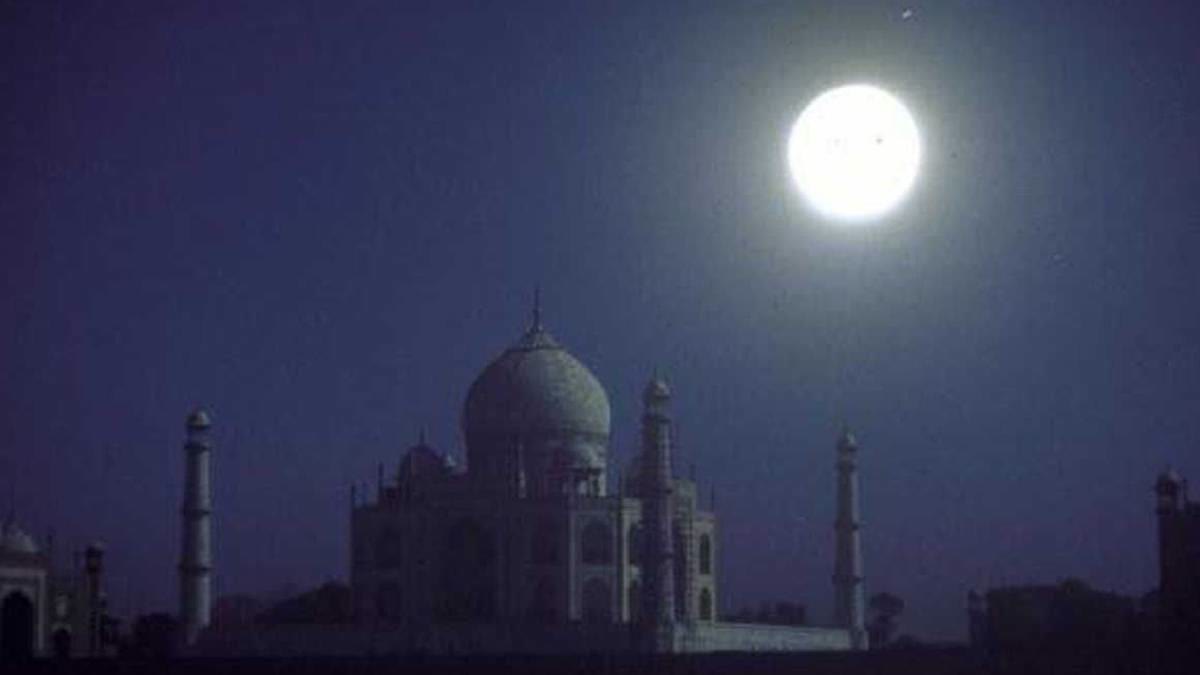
[179,408,213,646]
[83,542,106,656]
[833,426,868,650]
[641,373,676,651]
[1155,467,1185,627]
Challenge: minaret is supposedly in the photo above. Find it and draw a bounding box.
[966,589,987,649]
[641,373,676,651]
[1155,467,1185,626]
[179,408,213,646]
[833,426,867,650]
[84,543,106,656]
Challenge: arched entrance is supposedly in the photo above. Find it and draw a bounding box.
[52,628,71,658]
[1,592,35,660]
[628,581,641,624]
[699,588,713,621]
[437,518,497,622]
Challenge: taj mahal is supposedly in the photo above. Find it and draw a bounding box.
[2,303,868,658]
[194,302,867,655]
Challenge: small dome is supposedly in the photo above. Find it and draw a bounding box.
[463,324,610,440]
[187,408,212,430]
[0,520,39,555]
[398,440,448,483]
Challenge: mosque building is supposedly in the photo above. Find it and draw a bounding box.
[194,305,866,655]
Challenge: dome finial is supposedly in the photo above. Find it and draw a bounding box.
[531,285,543,332]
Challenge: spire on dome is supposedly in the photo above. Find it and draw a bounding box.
[531,285,543,332]
[514,286,559,350]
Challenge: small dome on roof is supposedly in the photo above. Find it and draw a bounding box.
[398,438,448,483]
[0,519,39,555]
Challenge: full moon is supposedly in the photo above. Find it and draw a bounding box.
[787,84,921,222]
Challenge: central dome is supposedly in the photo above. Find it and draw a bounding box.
[463,324,611,440]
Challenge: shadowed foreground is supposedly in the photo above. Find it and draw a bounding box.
[6,645,1199,675]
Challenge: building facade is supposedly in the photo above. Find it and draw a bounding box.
[332,309,854,654]
[350,314,718,641]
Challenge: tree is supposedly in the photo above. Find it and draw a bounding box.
[868,592,905,647]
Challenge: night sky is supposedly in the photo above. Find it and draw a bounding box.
[3,1,1199,641]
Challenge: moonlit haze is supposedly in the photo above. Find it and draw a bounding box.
[787,84,921,222]
[4,0,1200,649]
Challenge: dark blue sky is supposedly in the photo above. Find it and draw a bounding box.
[3,1,1199,641]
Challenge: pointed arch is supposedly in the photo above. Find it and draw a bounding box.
[437,517,496,622]
[1,591,35,660]
[628,581,641,624]
[699,588,714,621]
[52,628,71,658]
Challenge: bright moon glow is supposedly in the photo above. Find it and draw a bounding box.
[787,84,921,222]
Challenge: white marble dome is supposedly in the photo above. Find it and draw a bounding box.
[463,324,610,441]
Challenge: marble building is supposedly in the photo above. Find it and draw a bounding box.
[336,306,863,654]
